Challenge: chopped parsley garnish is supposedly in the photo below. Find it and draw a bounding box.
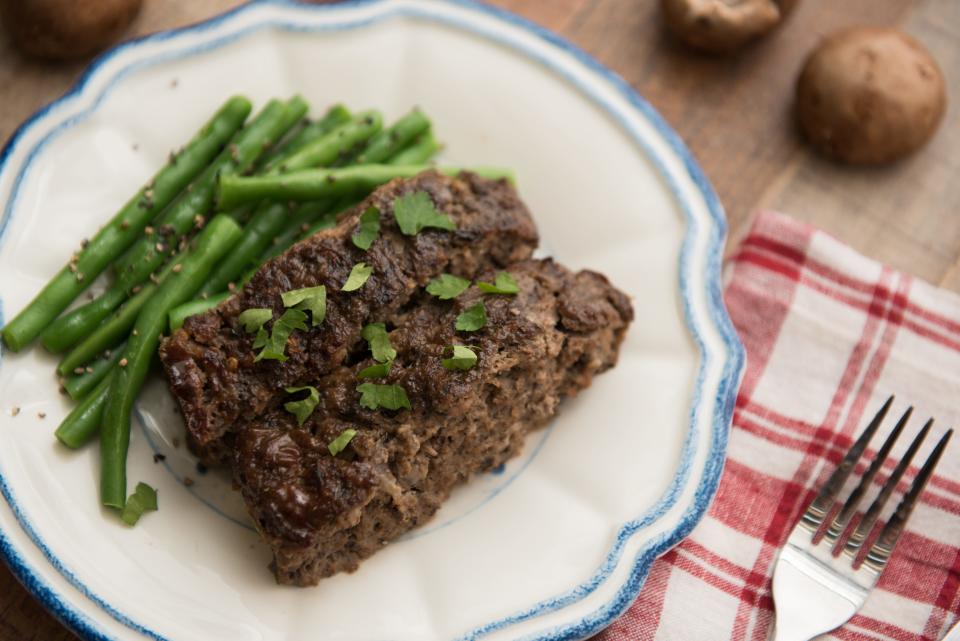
[477,271,519,295]
[284,385,319,426]
[455,301,487,332]
[254,308,307,362]
[426,273,471,300]
[351,206,380,250]
[120,482,158,526]
[281,285,326,326]
[328,429,358,457]
[393,191,455,235]
[342,262,372,291]
[357,383,411,411]
[238,308,272,333]
[361,322,397,362]
[442,345,478,371]
[358,361,392,379]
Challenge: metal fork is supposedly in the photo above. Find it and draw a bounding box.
[771,395,953,641]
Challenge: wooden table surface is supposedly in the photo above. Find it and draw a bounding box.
[1,1,957,639]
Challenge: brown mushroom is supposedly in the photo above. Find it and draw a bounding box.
[796,27,946,165]
[661,0,797,54]
[0,0,143,61]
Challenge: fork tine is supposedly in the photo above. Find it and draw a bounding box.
[823,406,913,544]
[800,395,894,532]
[843,418,932,557]
[862,428,953,572]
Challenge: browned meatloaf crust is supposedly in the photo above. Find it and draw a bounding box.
[159,171,538,464]
[233,258,633,585]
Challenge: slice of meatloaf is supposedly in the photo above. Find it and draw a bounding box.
[232,258,633,585]
[160,171,538,464]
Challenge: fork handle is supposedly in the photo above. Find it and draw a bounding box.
[771,557,860,641]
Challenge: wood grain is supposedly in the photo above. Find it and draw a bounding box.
[0,1,957,639]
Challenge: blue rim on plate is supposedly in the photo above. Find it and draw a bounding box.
[0,1,745,639]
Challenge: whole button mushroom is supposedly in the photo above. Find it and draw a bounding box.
[661,0,798,54]
[0,0,142,61]
[796,27,946,165]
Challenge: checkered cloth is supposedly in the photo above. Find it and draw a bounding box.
[596,210,960,641]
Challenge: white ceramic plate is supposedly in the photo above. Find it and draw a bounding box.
[0,1,744,639]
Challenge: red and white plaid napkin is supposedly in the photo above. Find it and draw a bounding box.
[597,210,960,641]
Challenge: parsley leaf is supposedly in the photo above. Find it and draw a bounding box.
[361,323,397,362]
[393,191,455,235]
[442,345,478,371]
[342,262,372,291]
[455,301,487,332]
[328,428,358,457]
[120,482,158,526]
[357,383,411,411]
[284,385,319,426]
[254,308,307,362]
[426,273,471,300]
[358,361,392,379]
[351,206,381,250]
[281,285,326,326]
[477,271,519,295]
[238,308,272,333]
[253,326,269,349]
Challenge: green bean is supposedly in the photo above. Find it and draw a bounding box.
[229,106,353,220]
[218,164,513,210]
[198,112,383,296]
[57,226,203,377]
[274,110,382,174]
[388,131,441,165]
[62,343,125,400]
[168,292,229,332]
[223,106,350,230]
[42,285,135,355]
[269,98,313,154]
[100,215,242,509]
[40,97,306,354]
[258,202,338,262]
[56,372,113,449]
[300,200,357,242]
[347,108,430,165]
[196,202,290,296]
[222,99,315,227]
[55,287,146,376]
[260,104,351,171]
[0,96,252,352]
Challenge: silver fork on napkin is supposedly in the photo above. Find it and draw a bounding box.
[771,395,953,641]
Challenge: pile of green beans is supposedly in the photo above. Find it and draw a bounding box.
[0,94,496,524]
[199,109,386,295]
[40,97,305,353]
[1,96,252,352]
